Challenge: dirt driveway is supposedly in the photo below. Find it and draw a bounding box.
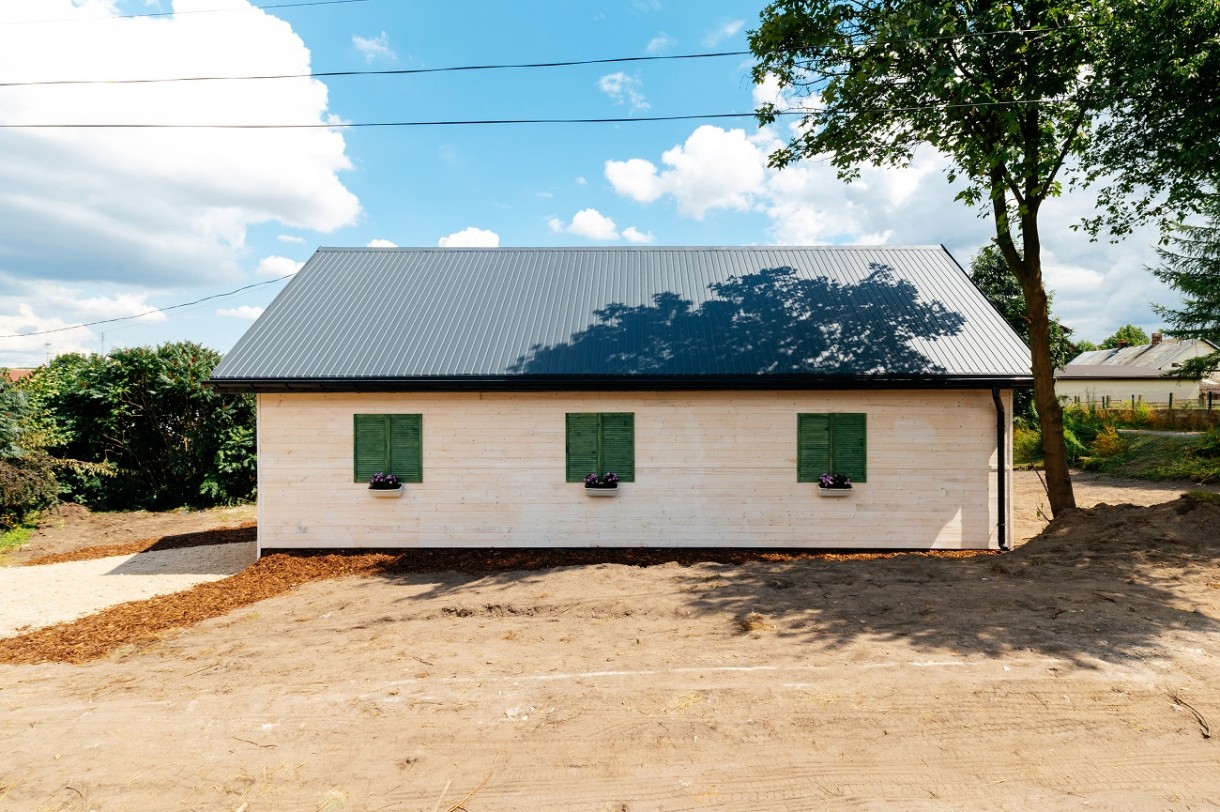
[1,474,1218,811]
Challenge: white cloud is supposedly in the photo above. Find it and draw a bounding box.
[0,281,172,365]
[366,238,398,248]
[646,34,675,55]
[605,121,1177,341]
[0,0,360,292]
[438,227,500,247]
[622,226,656,244]
[598,72,649,114]
[704,20,744,47]
[606,126,769,219]
[217,305,264,320]
[255,256,305,277]
[352,31,396,63]
[277,234,306,244]
[551,209,619,241]
[575,176,588,186]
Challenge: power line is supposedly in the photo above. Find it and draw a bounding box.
[0,24,1108,89]
[2,0,371,26]
[0,51,751,88]
[0,273,296,340]
[0,99,1081,130]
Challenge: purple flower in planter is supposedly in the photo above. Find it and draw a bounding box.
[584,472,620,488]
[819,473,851,489]
[369,472,401,490]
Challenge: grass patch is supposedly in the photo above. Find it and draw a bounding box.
[0,521,36,555]
[1079,432,1220,483]
[1186,491,1220,507]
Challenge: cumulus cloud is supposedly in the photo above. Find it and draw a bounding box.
[255,256,305,277]
[622,226,656,244]
[603,122,1176,339]
[277,234,306,244]
[352,31,396,63]
[366,238,398,248]
[0,281,172,365]
[217,305,265,320]
[549,209,619,240]
[598,72,649,114]
[606,126,769,219]
[704,20,745,47]
[0,0,360,293]
[438,227,500,247]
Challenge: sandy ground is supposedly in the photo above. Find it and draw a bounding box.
[1,474,1218,811]
[0,543,257,637]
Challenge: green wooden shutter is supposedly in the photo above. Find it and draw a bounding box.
[388,413,423,482]
[598,412,635,482]
[797,413,830,482]
[831,413,867,483]
[566,413,600,482]
[354,414,389,482]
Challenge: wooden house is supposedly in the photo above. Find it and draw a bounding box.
[208,246,1032,553]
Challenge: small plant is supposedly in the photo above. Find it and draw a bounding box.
[584,472,619,488]
[368,472,400,490]
[818,472,851,489]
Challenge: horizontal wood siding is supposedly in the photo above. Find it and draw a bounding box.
[257,390,1011,551]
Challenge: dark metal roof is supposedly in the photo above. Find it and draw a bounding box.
[209,246,1033,391]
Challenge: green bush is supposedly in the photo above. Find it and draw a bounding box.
[1013,426,1044,465]
[0,452,58,529]
[18,342,256,510]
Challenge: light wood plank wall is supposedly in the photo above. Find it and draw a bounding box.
[256,389,1013,551]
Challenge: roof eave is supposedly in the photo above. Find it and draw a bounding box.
[207,374,1035,394]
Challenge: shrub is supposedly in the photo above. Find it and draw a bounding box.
[0,452,58,529]
[1013,426,1044,464]
[1090,425,1128,458]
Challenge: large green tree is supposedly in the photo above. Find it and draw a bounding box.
[1152,195,1220,379]
[1100,323,1150,349]
[749,0,1220,516]
[969,244,1074,417]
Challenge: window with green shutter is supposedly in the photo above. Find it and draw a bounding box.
[797,413,866,483]
[353,414,423,483]
[566,412,635,482]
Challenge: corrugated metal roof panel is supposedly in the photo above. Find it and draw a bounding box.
[1066,339,1219,373]
[210,246,1032,384]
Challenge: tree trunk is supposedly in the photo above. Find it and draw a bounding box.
[1018,216,1077,515]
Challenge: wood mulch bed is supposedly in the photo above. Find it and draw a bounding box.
[0,534,994,666]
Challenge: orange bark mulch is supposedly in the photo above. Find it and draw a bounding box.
[0,537,995,666]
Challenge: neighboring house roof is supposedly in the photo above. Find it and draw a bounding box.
[208,246,1033,392]
[3,368,34,383]
[1057,338,1220,380]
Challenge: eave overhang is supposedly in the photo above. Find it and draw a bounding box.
[207,374,1034,394]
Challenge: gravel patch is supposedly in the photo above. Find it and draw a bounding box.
[0,542,257,638]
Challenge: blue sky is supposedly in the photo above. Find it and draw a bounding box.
[0,0,1177,367]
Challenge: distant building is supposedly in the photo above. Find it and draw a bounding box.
[1056,334,1220,405]
[3,368,34,383]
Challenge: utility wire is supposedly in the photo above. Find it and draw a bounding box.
[0,50,750,88]
[0,273,296,340]
[0,99,1081,130]
[2,0,371,26]
[0,24,1108,88]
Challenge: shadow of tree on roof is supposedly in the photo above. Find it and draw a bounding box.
[360,498,1220,668]
[509,264,966,376]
